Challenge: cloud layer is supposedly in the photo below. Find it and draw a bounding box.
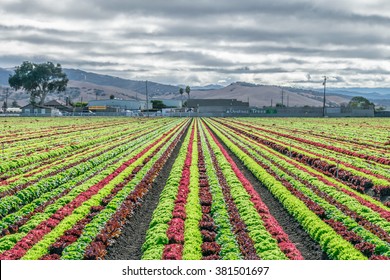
[1,0,390,87]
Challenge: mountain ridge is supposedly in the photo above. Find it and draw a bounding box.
[0,67,389,107]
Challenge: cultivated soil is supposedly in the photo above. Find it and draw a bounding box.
[105,127,188,260]
[106,125,327,260]
[214,133,328,260]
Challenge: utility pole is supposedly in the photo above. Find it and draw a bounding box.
[271,98,273,107]
[323,76,327,117]
[5,88,9,106]
[3,88,10,113]
[145,80,149,118]
[281,89,284,107]
[287,94,289,107]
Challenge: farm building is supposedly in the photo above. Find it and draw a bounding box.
[20,104,53,116]
[87,99,152,112]
[187,98,249,113]
[151,99,183,108]
[44,100,73,113]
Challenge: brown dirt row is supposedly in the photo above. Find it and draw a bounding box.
[105,125,188,260]
[212,129,327,260]
[105,121,327,260]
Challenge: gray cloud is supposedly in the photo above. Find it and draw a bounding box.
[143,50,234,68]
[1,0,390,87]
[339,67,390,75]
[188,66,290,75]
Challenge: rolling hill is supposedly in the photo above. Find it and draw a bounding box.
[1,67,388,108]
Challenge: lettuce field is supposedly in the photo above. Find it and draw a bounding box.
[0,117,389,260]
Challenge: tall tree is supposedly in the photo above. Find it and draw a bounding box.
[8,61,68,105]
[348,96,374,109]
[185,85,191,100]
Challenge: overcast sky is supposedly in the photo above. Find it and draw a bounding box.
[1,0,390,87]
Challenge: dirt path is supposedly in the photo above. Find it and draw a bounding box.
[212,130,328,260]
[105,126,187,260]
[106,120,327,260]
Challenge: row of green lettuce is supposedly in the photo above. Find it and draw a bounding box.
[205,118,367,260]
[0,120,184,255]
[215,120,390,258]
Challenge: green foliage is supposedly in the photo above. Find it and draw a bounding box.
[0,127,168,253]
[347,96,374,109]
[73,102,88,107]
[205,119,368,260]
[142,245,165,260]
[199,126,242,260]
[222,251,242,260]
[375,106,386,112]
[61,128,179,260]
[151,100,167,109]
[8,61,68,105]
[0,233,24,252]
[141,122,194,259]
[202,123,287,259]
[183,135,202,260]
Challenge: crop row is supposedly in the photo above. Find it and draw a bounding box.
[0,118,188,259]
[142,119,302,260]
[0,117,388,260]
[214,119,390,202]
[205,118,390,260]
